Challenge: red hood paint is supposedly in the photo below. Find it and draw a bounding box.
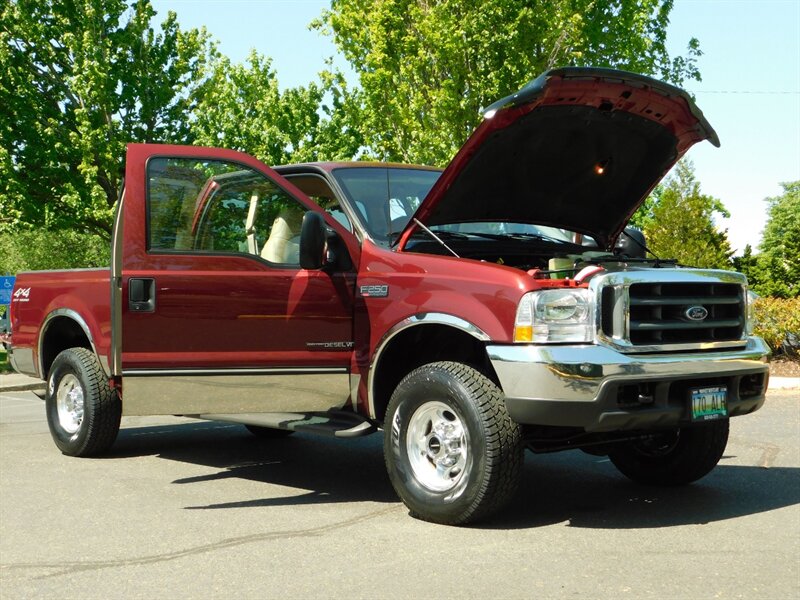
[400,67,719,249]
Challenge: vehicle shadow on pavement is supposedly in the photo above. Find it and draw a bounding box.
[110,421,799,526]
[111,421,398,508]
[481,451,800,530]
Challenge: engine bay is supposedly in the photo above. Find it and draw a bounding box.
[403,231,676,278]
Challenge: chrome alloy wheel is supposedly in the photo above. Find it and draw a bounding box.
[406,401,470,492]
[56,374,84,434]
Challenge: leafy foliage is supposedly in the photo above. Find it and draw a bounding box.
[628,185,661,231]
[190,53,363,165]
[749,182,800,298]
[752,297,800,356]
[731,183,799,298]
[637,161,733,269]
[2,0,718,275]
[0,0,213,237]
[0,230,110,274]
[315,0,702,164]
[732,244,759,288]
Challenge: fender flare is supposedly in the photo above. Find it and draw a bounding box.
[38,308,108,379]
[367,312,490,418]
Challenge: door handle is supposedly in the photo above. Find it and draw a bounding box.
[128,278,156,312]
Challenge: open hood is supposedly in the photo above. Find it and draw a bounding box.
[400,67,719,249]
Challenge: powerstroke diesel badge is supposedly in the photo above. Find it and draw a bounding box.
[306,341,355,350]
[359,284,389,298]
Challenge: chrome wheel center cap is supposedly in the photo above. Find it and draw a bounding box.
[406,401,470,492]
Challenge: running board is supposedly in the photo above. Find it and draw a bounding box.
[194,411,377,438]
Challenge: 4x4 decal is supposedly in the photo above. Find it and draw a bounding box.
[12,287,31,302]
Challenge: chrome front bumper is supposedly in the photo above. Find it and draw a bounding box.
[488,337,770,432]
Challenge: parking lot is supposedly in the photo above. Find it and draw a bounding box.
[1,387,798,599]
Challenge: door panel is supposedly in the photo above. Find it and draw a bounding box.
[120,145,357,414]
[123,258,354,366]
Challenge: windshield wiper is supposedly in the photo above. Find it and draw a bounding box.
[503,231,575,245]
[439,230,574,245]
[388,228,468,245]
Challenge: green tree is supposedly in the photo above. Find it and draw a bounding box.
[316,0,702,164]
[190,53,363,165]
[0,0,213,238]
[643,160,733,269]
[733,244,759,288]
[629,184,661,231]
[0,230,110,274]
[754,182,800,298]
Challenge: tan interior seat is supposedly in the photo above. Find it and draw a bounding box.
[261,208,304,264]
[245,191,260,255]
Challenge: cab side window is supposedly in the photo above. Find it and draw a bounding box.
[283,173,353,232]
[147,157,307,266]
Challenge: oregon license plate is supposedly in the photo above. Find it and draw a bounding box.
[690,386,728,421]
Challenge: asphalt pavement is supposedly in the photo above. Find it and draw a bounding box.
[1,384,798,599]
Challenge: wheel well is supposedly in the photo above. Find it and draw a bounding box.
[41,317,92,378]
[372,324,499,423]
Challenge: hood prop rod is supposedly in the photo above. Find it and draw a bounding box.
[411,218,460,258]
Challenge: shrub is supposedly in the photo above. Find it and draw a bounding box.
[752,297,800,358]
[0,230,110,274]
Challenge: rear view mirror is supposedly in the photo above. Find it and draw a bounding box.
[299,211,327,270]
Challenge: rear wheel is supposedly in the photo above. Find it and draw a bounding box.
[384,361,523,525]
[609,420,729,486]
[46,347,121,457]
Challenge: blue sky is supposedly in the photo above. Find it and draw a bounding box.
[151,0,800,254]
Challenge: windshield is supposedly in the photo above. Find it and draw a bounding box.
[331,167,441,242]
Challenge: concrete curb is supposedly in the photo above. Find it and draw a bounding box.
[769,377,800,390]
[1,382,46,393]
[0,374,46,393]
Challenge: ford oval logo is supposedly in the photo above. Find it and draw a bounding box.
[685,305,709,321]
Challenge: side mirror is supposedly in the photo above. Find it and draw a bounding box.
[299,211,327,270]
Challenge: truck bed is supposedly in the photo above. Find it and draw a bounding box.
[9,268,111,379]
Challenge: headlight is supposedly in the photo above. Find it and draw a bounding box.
[514,289,593,343]
[745,288,757,336]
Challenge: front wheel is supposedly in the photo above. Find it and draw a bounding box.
[609,420,729,486]
[384,362,523,525]
[46,347,121,457]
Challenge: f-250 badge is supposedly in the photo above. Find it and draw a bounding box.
[359,284,389,298]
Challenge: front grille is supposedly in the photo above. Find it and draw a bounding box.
[626,282,744,346]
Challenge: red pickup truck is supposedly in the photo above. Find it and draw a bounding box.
[7,67,770,524]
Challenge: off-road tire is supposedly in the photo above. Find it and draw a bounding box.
[384,361,523,525]
[609,420,730,486]
[46,347,121,457]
